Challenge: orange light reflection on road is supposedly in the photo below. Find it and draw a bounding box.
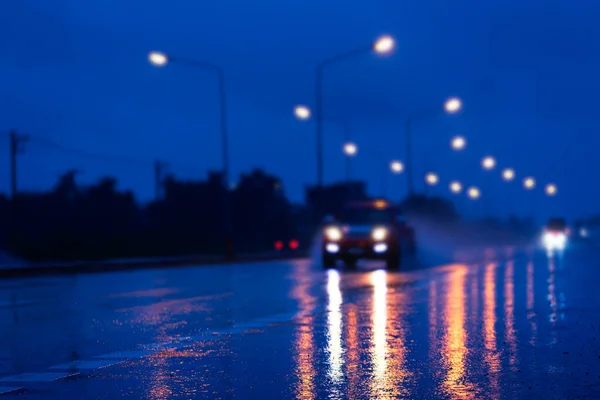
[484,263,500,399]
[504,261,517,369]
[441,264,475,399]
[345,306,360,392]
[291,261,316,400]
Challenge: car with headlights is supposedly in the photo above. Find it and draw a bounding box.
[542,218,569,251]
[321,200,415,269]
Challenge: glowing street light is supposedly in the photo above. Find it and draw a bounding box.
[467,186,481,199]
[545,183,557,196]
[523,177,535,190]
[405,97,464,194]
[294,105,311,120]
[314,35,396,188]
[502,168,515,181]
[444,97,463,114]
[449,181,462,194]
[343,142,358,156]
[451,136,466,150]
[425,172,439,186]
[390,160,404,173]
[372,35,396,54]
[482,156,496,170]
[148,51,169,67]
[148,50,233,255]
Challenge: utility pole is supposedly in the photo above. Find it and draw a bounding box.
[154,159,167,200]
[9,130,28,201]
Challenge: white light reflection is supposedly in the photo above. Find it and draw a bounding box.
[548,258,558,346]
[504,262,517,369]
[526,262,537,346]
[326,269,344,385]
[371,269,387,389]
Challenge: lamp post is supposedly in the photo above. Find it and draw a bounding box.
[405,97,462,195]
[149,50,233,256]
[501,167,516,218]
[315,35,395,187]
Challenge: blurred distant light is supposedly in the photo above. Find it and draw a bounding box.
[523,177,536,190]
[390,160,404,173]
[294,105,311,120]
[482,156,496,170]
[545,183,557,196]
[467,186,481,199]
[343,142,358,156]
[451,136,466,150]
[373,35,395,54]
[502,168,515,181]
[449,181,462,194]
[444,97,462,114]
[148,51,168,67]
[425,172,439,186]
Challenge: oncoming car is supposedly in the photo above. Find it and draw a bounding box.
[321,200,415,269]
[542,218,569,251]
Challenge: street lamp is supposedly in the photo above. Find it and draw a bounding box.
[373,35,396,54]
[425,172,439,186]
[444,97,463,114]
[390,160,404,173]
[482,156,496,170]
[315,35,395,187]
[451,136,466,151]
[148,51,168,67]
[294,105,311,120]
[449,181,462,194]
[523,177,536,190]
[545,183,557,196]
[343,142,358,156]
[404,97,463,194]
[467,186,481,199]
[148,50,233,255]
[502,168,515,181]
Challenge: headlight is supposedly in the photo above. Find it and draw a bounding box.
[372,226,388,241]
[325,226,342,241]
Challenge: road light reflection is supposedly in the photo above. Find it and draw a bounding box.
[345,305,360,393]
[441,264,476,399]
[547,258,558,346]
[371,270,387,386]
[370,269,409,398]
[526,262,537,346]
[291,261,316,400]
[326,269,344,386]
[484,263,500,399]
[428,280,438,362]
[504,262,517,369]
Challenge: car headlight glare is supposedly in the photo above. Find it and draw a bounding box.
[325,226,343,241]
[372,226,388,241]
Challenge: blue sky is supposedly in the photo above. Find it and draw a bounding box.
[1,0,599,219]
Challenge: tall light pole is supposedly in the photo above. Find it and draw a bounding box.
[148,50,233,255]
[342,141,358,182]
[315,35,395,187]
[502,168,516,218]
[405,97,462,195]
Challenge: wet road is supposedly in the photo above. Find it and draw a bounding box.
[1,246,600,399]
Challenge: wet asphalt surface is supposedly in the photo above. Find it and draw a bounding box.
[0,245,600,399]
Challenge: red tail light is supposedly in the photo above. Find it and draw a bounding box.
[274,240,284,250]
[289,239,299,250]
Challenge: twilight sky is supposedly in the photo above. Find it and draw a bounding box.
[1,0,600,219]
